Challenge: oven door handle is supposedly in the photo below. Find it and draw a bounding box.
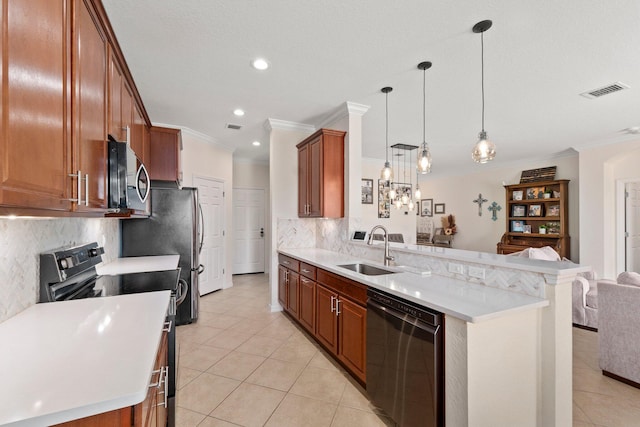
[176,279,189,306]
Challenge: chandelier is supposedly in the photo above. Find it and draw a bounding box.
[388,143,419,211]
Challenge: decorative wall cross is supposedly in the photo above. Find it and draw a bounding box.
[488,201,501,221]
[472,193,488,216]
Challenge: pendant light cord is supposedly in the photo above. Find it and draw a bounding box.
[481,31,485,133]
[385,92,389,163]
[422,68,426,144]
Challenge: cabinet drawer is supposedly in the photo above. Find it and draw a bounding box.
[317,269,367,306]
[299,262,316,280]
[278,254,299,271]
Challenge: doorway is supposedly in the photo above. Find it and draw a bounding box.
[232,188,265,274]
[194,175,225,295]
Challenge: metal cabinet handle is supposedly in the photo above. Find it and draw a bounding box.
[84,174,89,206]
[330,295,336,313]
[149,368,162,388]
[156,365,168,408]
[163,320,172,333]
[282,260,290,266]
[302,268,311,273]
[335,298,341,315]
[68,171,82,204]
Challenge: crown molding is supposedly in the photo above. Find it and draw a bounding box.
[264,119,315,133]
[317,102,370,129]
[152,122,235,152]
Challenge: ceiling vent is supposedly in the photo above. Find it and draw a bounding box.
[225,123,242,130]
[580,82,629,99]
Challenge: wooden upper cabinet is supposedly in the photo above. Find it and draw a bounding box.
[71,0,108,212]
[108,50,124,141]
[149,126,182,183]
[131,103,148,164]
[0,0,72,211]
[297,129,345,218]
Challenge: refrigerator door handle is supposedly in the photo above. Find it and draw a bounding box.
[195,264,205,275]
[176,279,189,306]
[198,203,205,255]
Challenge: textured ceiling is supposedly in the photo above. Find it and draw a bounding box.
[102,0,640,176]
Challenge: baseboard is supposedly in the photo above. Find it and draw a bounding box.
[602,370,640,389]
[572,323,598,332]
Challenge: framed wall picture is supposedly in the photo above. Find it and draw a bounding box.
[361,178,373,204]
[523,224,532,233]
[511,204,526,217]
[512,190,524,201]
[434,203,445,214]
[528,204,543,217]
[547,204,560,216]
[421,199,433,217]
[511,220,525,232]
[526,187,545,200]
[378,180,390,218]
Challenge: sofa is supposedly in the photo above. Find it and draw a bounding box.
[598,272,640,387]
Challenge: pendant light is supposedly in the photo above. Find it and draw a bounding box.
[380,87,394,181]
[471,20,496,163]
[416,61,432,174]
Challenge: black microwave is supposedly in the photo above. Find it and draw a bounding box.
[108,135,150,212]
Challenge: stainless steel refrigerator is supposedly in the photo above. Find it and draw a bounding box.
[121,183,204,325]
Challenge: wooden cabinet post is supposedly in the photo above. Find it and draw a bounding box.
[278,265,288,309]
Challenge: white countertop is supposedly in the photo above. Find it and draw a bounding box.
[0,291,170,426]
[279,248,549,323]
[96,255,180,275]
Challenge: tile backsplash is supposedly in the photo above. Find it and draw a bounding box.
[0,218,119,323]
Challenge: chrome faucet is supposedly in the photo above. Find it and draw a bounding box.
[367,225,394,266]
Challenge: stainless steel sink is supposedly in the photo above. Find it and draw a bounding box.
[338,263,396,276]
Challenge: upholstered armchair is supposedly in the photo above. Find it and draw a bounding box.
[572,271,615,329]
[598,272,640,386]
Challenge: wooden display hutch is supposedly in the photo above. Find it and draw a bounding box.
[497,179,570,259]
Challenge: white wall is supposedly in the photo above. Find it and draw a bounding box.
[180,128,235,288]
[579,139,640,277]
[233,159,271,273]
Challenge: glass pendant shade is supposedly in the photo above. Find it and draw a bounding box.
[395,199,403,209]
[401,193,409,205]
[471,130,496,163]
[415,185,421,200]
[380,162,393,181]
[417,143,432,174]
[408,199,415,211]
[389,187,397,200]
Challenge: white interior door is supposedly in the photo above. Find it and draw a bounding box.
[626,181,640,273]
[233,188,265,274]
[195,176,224,295]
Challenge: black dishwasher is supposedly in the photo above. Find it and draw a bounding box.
[366,288,445,427]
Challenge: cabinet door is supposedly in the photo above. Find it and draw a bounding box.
[278,265,288,308]
[121,81,133,143]
[338,297,367,383]
[0,0,72,211]
[307,136,323,217]
[315,283,338,354]
[299,277,316,333]
[297,143,309,216]
[149,126,181,182]
[155,332,169,427]
[108,51,123,141]
[287,271,300,317]
[72,0,108,211]
[131,103,147,163]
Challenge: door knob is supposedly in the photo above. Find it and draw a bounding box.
[260,228,264,237]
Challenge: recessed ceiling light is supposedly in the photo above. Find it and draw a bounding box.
[233,109,245,117]
[252,141,261,146]
[251,58,270,71]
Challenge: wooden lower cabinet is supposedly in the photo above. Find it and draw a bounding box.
[278,265,299,317]
[298,276,316,333]
[279,255,367,384]
[315,283,339,354]
[54,331,169,427]
[337,297,366,381]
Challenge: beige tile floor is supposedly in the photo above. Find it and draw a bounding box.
[176,273,640,427]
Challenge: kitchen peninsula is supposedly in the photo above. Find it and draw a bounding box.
[277,239,588,427]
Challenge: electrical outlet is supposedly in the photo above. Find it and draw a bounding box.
[468,266,485,280]
[448,263,464,274]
